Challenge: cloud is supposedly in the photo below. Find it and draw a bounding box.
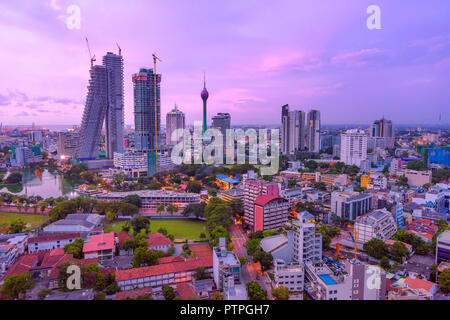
[331,49,390,68]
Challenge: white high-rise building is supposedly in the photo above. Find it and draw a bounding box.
[165,105,185,146]
[340,129,368,167]
[307,110,321,153]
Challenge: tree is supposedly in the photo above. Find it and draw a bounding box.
[314,182,327,191]
[9,219,26,234]
[122,239,136,252]
[123,194,142,208]
[182,202,206,219]
[207,188,218,197]
[213,291,223,300]
[363,238,389,260]
[245,238,262,256]
[148,181,162,190]
[380,256,390,270]
[162,284,176,300]
[0,272,33,299]
[106,210,116,222]
[131,216,150,234]
[390,241,410,263]
[193,267,211,280]
[157,204,165,216]
[406,160,427,171]
[288,179,298,189]
[166,204,178,216]
[246,281,268,300]
[186,181,202,193]
[6,172,22,184]
[64,238,84,259]
[438,269,450,293]
[272,286,290,300]
[253,250,273,271]
[397,175,408,187]
[238,256,248,265]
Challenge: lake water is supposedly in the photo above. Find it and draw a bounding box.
[0,169,78,199]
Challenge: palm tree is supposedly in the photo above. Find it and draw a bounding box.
[157,204,165,217]
[166,204,179,216]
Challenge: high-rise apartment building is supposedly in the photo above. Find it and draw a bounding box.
[166,105,185,146]
[369,118,395,148]
[57,130,80,159]
[103,52,125,159]
[211,112,231,137]
[340,129,368,167]
[281,105,306,156]
[133,68,161,152]
[306,110,320,153]
[243,179,279,229]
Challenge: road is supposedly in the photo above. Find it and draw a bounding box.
[229,224,273,300]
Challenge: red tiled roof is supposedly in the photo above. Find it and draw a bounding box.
[100,267,116,276]
[117,231,133,249]
[254,194,286,207]
[115,256,212,282]
[158,255,186,264]
[404,277,437,293]
[115,287,153,300]
[49,248,65,256]
[176,283,197,300]
[1,254,38,280]
[48,257,98,280]
[28,233,80,244]
[83,231,115,253]
[189,244,212,258]
[147,233,171,247]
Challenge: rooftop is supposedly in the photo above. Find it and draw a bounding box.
[83,231,115,253]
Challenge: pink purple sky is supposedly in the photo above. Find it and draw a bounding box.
[0,0,449,126]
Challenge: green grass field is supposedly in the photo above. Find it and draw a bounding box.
[105,219,207,240]
[0,212,48,233]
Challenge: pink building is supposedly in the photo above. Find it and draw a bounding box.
[253,195,289,232]
[243,179,279,228]
[83,231,116,262]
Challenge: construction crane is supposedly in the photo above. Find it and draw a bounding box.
[152,53,162,173]
[85,37,96,67]
[116,42,122,56]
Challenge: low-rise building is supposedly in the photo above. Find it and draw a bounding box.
[95,190,201,209]
[27,233,80,253]
[147,233,171,253]
[213,246,241,291]
[331,191,373,221]
[115,256,213,291]
[354,209,397,244]
[42,214,103,234]
[436,230,450,264]
[273,259,304,294]
[83,231,115,263]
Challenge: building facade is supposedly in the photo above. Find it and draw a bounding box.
[306,110,320,153]
[166,105,185,146]
[340,129,368,167]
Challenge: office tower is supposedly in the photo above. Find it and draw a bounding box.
[133,68,161,152]
[306,110,320,153]
[340,129,368,167]
[211,112,231,137]
[201,74,209,134]
[103,52,125,159]
[369,118,395,148]
[31,131,43,144]
[166,104,185,146]
[281,105,306,156]
[76,65,108,160]
[58,130,80,159]
[331,191,373,221]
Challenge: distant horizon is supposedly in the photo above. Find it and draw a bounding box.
[1,1,449,126]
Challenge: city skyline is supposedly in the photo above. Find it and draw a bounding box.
[0,1,450,126]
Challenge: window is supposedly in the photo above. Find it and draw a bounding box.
[354,290,358,295]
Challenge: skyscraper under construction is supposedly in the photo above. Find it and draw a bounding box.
[132,68,161,152]
[76,51,124,160]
